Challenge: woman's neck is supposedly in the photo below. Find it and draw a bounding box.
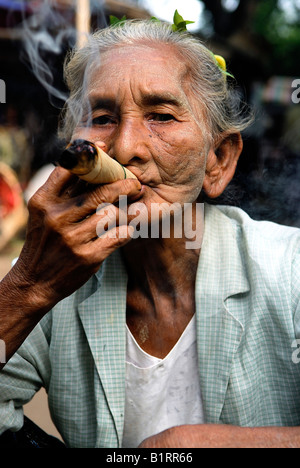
[122,235,201,299]
[122,236,201,358]
[122,199,204,297]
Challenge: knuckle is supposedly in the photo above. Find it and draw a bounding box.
[72,244,101,270]
[27,189,44,214]
[81,249,100,267]
[85,185,111,207]
[61,228,75,247]
[121,178,140,193]
[93,179,140,204]
[44,208,66,232]
[44,211,57,230]
[114,235,126,249]
[122,179,135,193]
[97,183,114,202]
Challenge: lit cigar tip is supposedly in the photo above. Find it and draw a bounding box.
[58,139,98,171]
[58,149,79,170]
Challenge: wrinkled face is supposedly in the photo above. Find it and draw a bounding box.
[73,43,212,208]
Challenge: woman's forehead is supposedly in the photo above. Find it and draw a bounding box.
[99,41,183,64]
[88,44,194,106]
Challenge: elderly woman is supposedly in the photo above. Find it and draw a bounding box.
[1,19,300,448]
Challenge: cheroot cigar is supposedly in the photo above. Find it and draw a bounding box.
[58,139,137,184]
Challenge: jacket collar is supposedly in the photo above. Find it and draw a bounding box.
[196,204,250,302]
[195,204,250,423]
[78,251,128,447]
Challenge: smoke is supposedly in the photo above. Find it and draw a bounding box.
[0,0,108,172]
[15,0,106,108]
[21,4,72,107]
[13,1,71,109]
[6,0,108,163]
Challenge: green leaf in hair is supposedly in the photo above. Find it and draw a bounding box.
[172,10,195,31]
[109,10,194,32]
[109,15,127,26]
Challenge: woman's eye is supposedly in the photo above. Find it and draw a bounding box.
[148,113,175,122]
[92,115,115,125]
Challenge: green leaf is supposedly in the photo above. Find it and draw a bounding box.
[173,10,184,26]
[224,71,235,79]
[176,20,195,31]
[109,15,127,26]
[182,21,195,26]
[172,10,194,31]
[109,15,119,25]
[110,10,194,34]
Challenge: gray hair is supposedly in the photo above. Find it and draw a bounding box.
[59,19,252,142]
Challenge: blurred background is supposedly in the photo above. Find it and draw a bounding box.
[0,0,299,440]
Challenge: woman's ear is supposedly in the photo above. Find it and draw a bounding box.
[202,132,243,199]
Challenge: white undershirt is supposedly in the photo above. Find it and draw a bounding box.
[122,315,205,448]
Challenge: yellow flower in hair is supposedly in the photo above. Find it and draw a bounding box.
[214,55,227,73]
[213,54,234,80]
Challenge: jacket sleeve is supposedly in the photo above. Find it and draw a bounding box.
[0,315,52,435]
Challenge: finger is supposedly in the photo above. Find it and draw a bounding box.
[95,203,119,238]
[86,178,142,205]
[72,224,134,270]
[40,166,78,198]
[92,225,135,259]
[67,178,142,220]
[65,202,127,242]
[99,224,135,241]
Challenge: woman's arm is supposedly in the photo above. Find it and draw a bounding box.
[139,424,300,448]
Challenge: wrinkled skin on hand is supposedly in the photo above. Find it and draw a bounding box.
[14,166,141,310]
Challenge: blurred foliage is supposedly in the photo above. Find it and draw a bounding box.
[253,0,300,76]
[200,0,300,76]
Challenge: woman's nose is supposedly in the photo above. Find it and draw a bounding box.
[111,120,150,166]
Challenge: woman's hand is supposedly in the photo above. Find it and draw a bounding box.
[13,167,141,309]
[0,166,141,368]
